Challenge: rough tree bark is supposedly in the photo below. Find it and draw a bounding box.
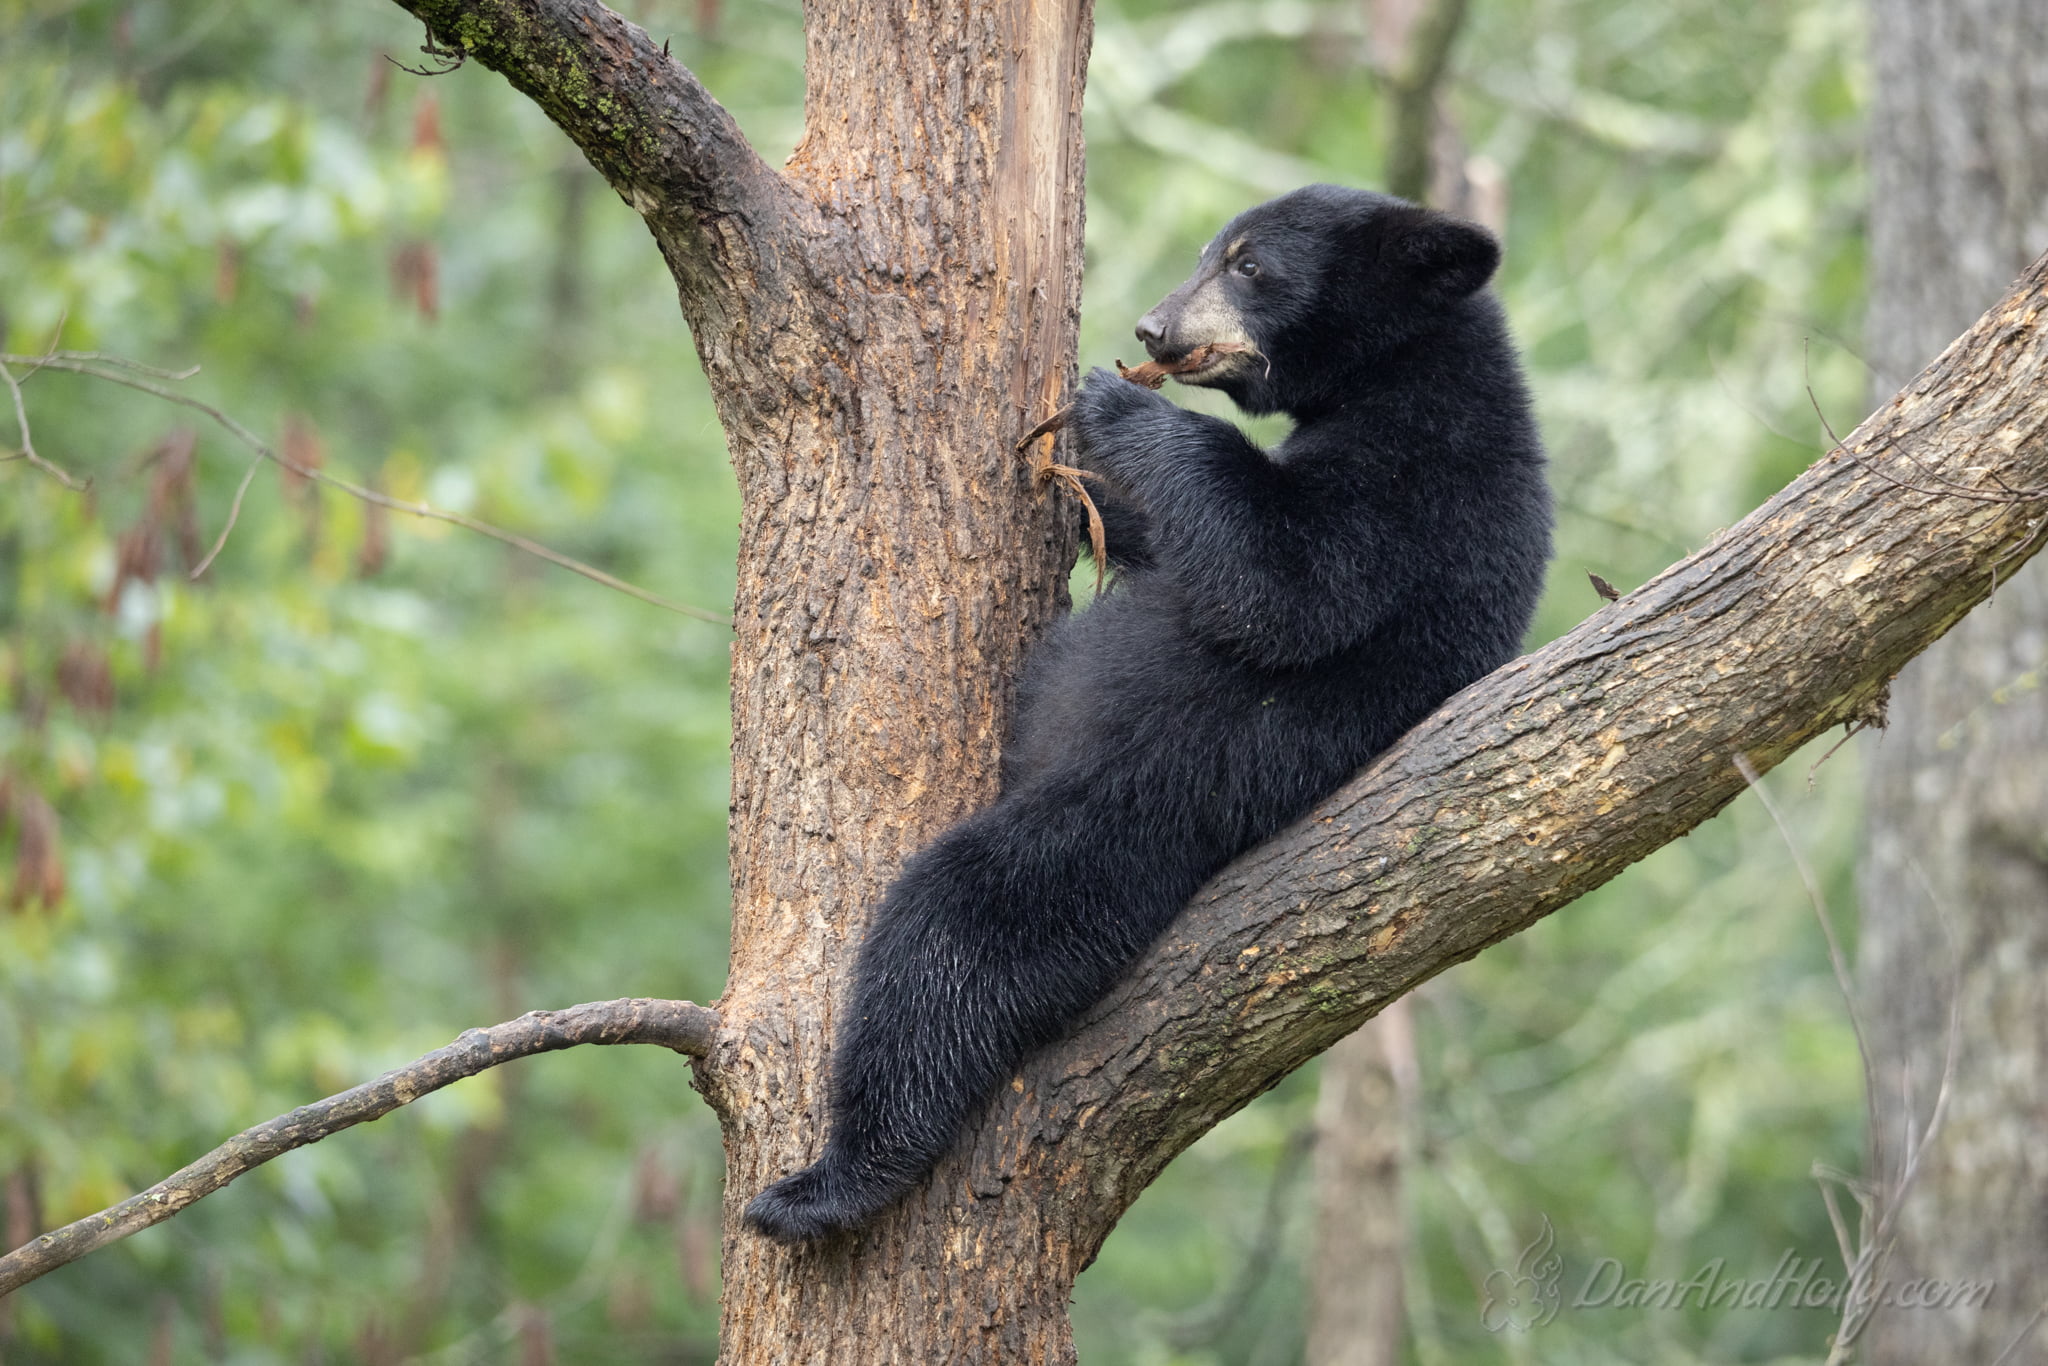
[378,2,2048,1361]
[1859,1,2048,1360]
[391,0,1089,1355]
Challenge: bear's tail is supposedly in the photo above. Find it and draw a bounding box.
[743,783,1193,1243]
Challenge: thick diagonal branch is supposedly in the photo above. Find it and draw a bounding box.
[990,251,2048,1253]
[0,998,719,1298]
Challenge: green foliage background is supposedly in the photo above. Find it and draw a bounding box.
[1,0,1872,1360]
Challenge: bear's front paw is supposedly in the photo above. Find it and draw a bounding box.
[1070,365,1173,474]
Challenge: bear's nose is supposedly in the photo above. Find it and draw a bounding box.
[1134,312,1167,355]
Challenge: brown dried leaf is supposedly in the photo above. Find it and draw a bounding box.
[358,490,391,577]
[1010,344,1259,586]
[146,430,202,571]
[410,93,443,156]
[214,239,240,304]
[10,788,63,913]
[1112,341,1253,390]
[363,49,393,120]
[390,242,440,322]
[679,1215,717,1305]
[1012,342,1257,451]
[280,415,325,497]
[105,523,161,611]
[54,642,115,720]
[632,1147,681,1224]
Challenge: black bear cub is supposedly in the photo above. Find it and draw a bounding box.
[745,185,1552,1242]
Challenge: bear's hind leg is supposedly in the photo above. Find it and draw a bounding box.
[743,787,1182,1242]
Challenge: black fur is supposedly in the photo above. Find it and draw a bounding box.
[744,186,1552,1243]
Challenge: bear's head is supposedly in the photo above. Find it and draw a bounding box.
[1132,184,1501,418]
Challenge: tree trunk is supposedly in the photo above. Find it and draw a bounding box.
[395,0,1094,1353]
[1308,998,1413,1366]
[378,4,2048,1362]
[702,0,1095,1351]
[1859,2,2048,1360]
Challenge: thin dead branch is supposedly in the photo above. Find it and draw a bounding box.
[1735,756,1962,1363]
[387,20,468,75]
[1990,1305,2048,1366]
[1807,362,2048,507]
[0,358,90,490]
[190,453,265,580]
[0,997,719,1299]
[0,350,733,625]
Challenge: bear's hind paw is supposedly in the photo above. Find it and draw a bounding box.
[743,1164,870,1244]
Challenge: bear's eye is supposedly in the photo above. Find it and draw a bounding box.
[1234,257,1261,278]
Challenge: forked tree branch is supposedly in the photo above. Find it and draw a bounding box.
[0,998,719,1298]
[997,251,2048,1249]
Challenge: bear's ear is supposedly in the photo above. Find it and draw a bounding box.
[1378,209,1500,300]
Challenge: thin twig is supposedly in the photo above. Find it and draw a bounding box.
[1806,350,2048,595]
[1161,1125,1316,1349]
[1737,755,1967,1361]
[0,351,732,625]
[1805,350,2048,507]
[0,358,90,490]
[1734,755,1874,1090]
[1805,685,1888,789]
[0,997,720,1299]
[1802,722,1868,789]
[1014,344,1262,589]
[190,453,265,580]
[16,309,71,383]
[387,19,467,75]
[30,348,200,382]
[1736,752,1882,1366]
[1990,1305,2048,1366]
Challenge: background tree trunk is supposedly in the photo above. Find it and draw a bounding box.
[1859,1,2048,1359]
[1309,998,1414,1366]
